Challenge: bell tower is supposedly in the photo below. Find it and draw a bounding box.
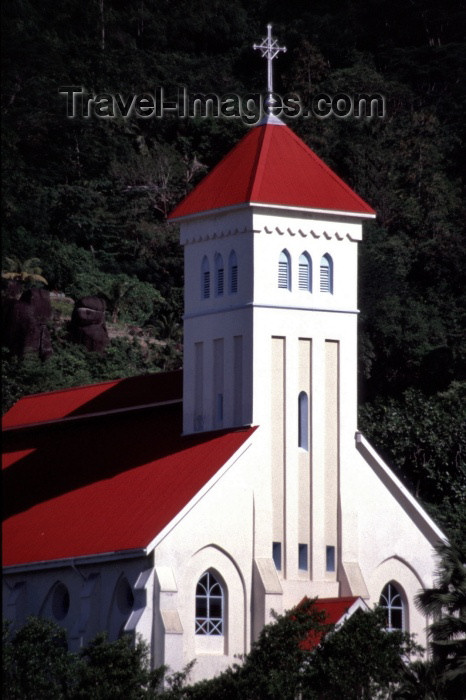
[169,26,375,595]
[170,117,374,436]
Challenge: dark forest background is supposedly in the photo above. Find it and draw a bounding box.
[2,0,465,535]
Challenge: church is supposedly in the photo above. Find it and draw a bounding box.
[2,45,445,681]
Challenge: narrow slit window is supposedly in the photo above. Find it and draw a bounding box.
[216,393,223,423]
[326,545,335,572]
[278,250,291,290]
[272,542,282,570]
[298,391,309,450]
[298,544,308,570]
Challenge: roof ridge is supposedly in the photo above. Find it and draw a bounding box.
[4,378,121,402]
[3,368,183,404]
[285,125,374,212]
[249,123,274,201]
[3,397,183,434]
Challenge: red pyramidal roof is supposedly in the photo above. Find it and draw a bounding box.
[169,118,375,219]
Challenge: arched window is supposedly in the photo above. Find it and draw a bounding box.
[228,250,238,294]
[195,571,224,635]
[51,582,70,621]
[215,254,224,296]
[40,581,70,622]
[201,256,210,299]
[320,254,333,293]
[298,253,312,292]
[278,250,291,290]
[115,576,134,615]
[298,391,309,449]
[379,583,405,631]
[107,574,135,640]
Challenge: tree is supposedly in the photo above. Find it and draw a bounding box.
[67,271,163,325]
[164,600,419,700]
[2,618,166,700]
[302,607,421,699]
[2,256,48,287]
[74,633,162,699]
[358,383,466,536]
[2,617,76,699]
[394,659,444,700]
[415,539,466,699]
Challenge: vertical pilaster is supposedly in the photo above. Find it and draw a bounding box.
[324,340,339,581]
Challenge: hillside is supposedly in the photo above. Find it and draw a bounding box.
[1,0,465,535]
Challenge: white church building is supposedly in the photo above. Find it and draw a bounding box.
[2,108,444,681]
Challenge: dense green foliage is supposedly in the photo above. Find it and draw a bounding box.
[3,617,75,699]
[176,603,419,700]
[2,618,164,699]
[359,383,466,534]
[2,0,465,535]
[414,539,466,698]
[3,601,423,699]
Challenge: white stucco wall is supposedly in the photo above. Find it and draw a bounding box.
[3,194,443,686]
[148,431,269,682]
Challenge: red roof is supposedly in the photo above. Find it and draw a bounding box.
[169,119,375,219]
[300,596,364,650]
[2,374,255,568]
[2,371,183,429]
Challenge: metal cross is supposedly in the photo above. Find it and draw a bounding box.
[253,24,287,112]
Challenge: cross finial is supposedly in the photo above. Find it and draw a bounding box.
[253,24,287,113]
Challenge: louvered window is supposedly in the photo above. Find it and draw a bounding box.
[217,268,224,295]
[229,250,238,294]
[230,266,238,292]
[195,571,224,635]
[299,253,311,291]
[201,257,210,299]
[278,251,290,289]
[215,254,224,296]
[320,254,333,293]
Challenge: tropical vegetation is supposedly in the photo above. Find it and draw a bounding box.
[2,1,465,544]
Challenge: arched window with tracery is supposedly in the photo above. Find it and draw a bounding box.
[379,582,405,631]
[195,570,224,635]
[320,254,333,293]
[278,250,291,290]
